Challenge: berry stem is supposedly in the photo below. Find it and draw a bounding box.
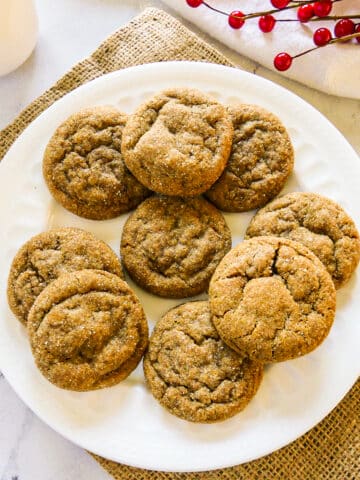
[292,46,320,58]
[329,31,360,42]
[293,31,360,59]
[276,14,360,23]
[243,3,322,21]
[310,14,360,21]
[202,0,344,22]
[202,2,228,17]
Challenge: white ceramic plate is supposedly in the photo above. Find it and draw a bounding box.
[0,62,359,472]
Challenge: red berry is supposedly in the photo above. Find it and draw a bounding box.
[313,1,332,18]
[259,15,276,33]
[297,4,314,23]
[186,0,202,7]
[274,52,292,71]
[334,19,355,38]
[271,0,290,8]
[355,24,360,44]
[313,27,332,46]
[228,11,245,29]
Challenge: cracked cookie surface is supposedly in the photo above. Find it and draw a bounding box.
[209,237,336,363]
[43,106,150,220]
[143,301,263,423]
[7,227,123,325]
[121,196,232,298]
[121,88,233,196]
[205,104,294,212]
[28,269,148,391]
[246,192,360,288]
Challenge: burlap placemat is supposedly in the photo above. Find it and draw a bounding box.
[0,7,358,479]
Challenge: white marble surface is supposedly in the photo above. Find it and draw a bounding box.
[0,1,359,479]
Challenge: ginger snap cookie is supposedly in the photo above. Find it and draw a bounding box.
[205,104,294,212]
[209,237,336,363]
[143,301,263,423]
[28,269,148,391]
[246,192,360,288]
[121,88,233,196]
[121,196,232,298]
[7,227,123,325]
[43,106,150,220]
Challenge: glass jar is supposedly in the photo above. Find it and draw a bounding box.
[0,0,38,76]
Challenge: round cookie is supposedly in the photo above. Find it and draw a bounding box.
[121,88,233,196]
[205,104,294,212]
[245,192,360,288]
[143,301,263,423]
[7,227,123,325]
[121,196,232,298]
[28,269,148,391]
[43,106,150,220]
[209,237,336,363]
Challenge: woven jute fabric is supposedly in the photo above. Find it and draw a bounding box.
[0,7,358,479]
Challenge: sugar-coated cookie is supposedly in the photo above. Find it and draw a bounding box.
[121,88,233,196]
[143,301,263,423]
[246,192,360,288]
[209,237,336,363]
[205,104,294,212]
[43,106,150,220]
[121,196,231,298]
[28,270,148,391]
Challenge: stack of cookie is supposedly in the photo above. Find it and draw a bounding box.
[6,87,360,425]
[7,228,148,391]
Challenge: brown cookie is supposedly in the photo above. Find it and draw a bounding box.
[205,104,294,212]
[121,88,233,196]
[43,106,150,220]
[7,227,123,325]
[28,269,148,391]
[143,301,263,423]
[209,237,336,363]
[245,192,360,288]
[121,196,232,298]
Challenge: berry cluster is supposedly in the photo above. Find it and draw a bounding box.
[186,0,360,71]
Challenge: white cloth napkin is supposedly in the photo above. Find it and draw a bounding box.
[162,0,360,98]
